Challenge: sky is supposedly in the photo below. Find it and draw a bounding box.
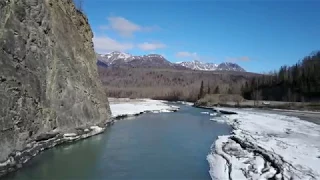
[82,0,320,73]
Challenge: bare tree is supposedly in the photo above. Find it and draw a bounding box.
[287,88,292,102]
[234,95,242,107]
[252,90,262,106]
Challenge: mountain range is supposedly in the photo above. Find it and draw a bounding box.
[97,51,246,72]
[176,61,245,72]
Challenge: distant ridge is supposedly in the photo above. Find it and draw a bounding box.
[97,51,246,72]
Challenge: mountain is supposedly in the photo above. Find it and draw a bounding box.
[97,51,246,72]
[176,60,218,71]
[177,60,246,72]
[96,59,109,68]
[216,62,246,72]
[97,51,132,65]
[97,52,187,69]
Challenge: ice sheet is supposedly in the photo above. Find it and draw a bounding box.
[208,107,320,180]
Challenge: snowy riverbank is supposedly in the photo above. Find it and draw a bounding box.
[108,98,180,118]
[206,108,320,180]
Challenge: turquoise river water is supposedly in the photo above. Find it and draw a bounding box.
[3,104,231,180]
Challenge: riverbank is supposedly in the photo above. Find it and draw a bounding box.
[256,109,320,125]
[195,94,320,112]
[204,107,320,180]
[194,95,320,125]
[195,103,320,125]
[0,98,179,178]
[109,98,180,119]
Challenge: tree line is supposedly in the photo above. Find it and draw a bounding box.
[198,80,221,99]
[241,51,320,102]
[98,67,252,102]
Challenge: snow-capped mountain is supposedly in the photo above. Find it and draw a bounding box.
[97,51,132,65]
[177,60,245,72]
[97,51,246,72]
[176,60,218,71]
[97,52,187,69]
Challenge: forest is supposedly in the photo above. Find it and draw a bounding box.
[241,51,320,102]
[98,67,255,102]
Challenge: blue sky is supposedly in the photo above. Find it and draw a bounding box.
[82,0,320,73]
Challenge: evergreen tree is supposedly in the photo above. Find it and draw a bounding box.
[198,81,204,99]
[214,86,220,94]
[241,50,320,102]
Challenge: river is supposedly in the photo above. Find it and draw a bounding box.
[3,105,231,180]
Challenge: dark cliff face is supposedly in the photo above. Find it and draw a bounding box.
[0,0,111,162]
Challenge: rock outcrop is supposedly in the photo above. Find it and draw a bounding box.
[0,0,111,175]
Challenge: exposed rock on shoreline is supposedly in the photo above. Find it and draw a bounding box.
[0,124,109,177]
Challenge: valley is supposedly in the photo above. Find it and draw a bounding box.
[0,0,319,179]
[97,51,257,102]
[96,50,320,112]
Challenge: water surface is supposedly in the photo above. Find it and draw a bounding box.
[4,105,231,180]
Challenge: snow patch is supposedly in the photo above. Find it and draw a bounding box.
[90,126,104,134]
[210,113,217,116]
[177,60,218,71]
[0,157,14,167]
[210,118,226,123]
[109,98,179,118]
[63,133,77,137]
[208,107,320,180]
[176,101,194,106]
[207,153,229,180]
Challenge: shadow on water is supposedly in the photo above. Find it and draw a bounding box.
[4,105,231,180]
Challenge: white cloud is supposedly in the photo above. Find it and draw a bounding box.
[137,42,166,51]
[106,16,158,37]
[93,36,134,53]
[176,51,199,60]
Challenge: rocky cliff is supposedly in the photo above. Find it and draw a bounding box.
[0,0,111,175]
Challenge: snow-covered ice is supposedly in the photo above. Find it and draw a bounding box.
[208,107,320,180]
[89,126,104,134]
[109,98,179,118]
[176,101,194,106]
[63,133,77,137]
[210,113,218,116]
